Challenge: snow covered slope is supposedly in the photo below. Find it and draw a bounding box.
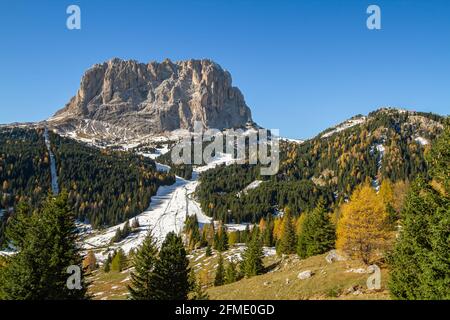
[44,128,59,195]
[81,152,236,261]
[237,180,263,197]
[321,116,366,138]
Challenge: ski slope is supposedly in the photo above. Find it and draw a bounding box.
[81,152,235,261]
[44,128,59,195]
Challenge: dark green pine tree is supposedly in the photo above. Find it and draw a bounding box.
[225,262,237,284]
[241,225,250,244]
[184,215,201,250]
[221,230,229,251]
[122,221,131,237]
[213,230,219,250]
[128,232,158,300]
[205,244,212,257]
[4,201,32,250]
[297,201,336,258]
[111,249,127,272]
[214,253,225,286]
[213,224,229,252]
[241,229,264,277]
[131,217,140,229]
[388,178,445,299]
[0,192,88,300]
[276,208,297,255]
[111,227,122,244]
[263,216,274,247]
[389,121,450,300]
[103,254,111,273]
[427,119,450,195]
[150,232,191,300]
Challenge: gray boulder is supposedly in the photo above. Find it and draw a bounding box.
[297,270,314,280]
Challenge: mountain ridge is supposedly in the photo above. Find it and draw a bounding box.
[195,108,445,223]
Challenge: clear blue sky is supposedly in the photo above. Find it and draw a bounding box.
[0,0,449,138]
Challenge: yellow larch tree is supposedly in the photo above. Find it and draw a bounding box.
[336,183,390,264]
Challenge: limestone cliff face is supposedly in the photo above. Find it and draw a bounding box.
[50,58,253,139]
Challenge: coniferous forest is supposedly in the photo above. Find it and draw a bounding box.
[0,128,175,246]
[50,133,175,227]
[196,110,444,223]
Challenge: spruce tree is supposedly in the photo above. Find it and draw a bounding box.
[225,262,237,284]
[128,248,136,263]
[297,201,336,258]
[112,227,122,244]
[388,179,439,299]
[222,229,229,251]
[205,244,212,257]
[0,192,87,299]
[427,119,450,194]
[214,254,225,286]
[184,215,200,250]
[241,229,264,277]
[213,223,228,252]
[241,225,250,244]
[128,232,158,300]
[122,220,131,237]
[213,230,220,251]
[103,253,112,273]
[131,217,140,229]
[379,180,397,229]
[276,208,297,255]
[4,201,32,249]
[150,232,191,300]
[389,121,450,299]
[263,216,274,247]
[111,249,127,272]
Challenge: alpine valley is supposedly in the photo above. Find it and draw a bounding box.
[0,58,448,301]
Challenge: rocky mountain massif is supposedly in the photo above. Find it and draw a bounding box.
[48,58,253,143]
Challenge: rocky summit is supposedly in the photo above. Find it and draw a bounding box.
[48,58,253,141]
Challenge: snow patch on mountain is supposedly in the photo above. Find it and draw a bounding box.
[194,152,237,173]
[370,142,385,192]
[224,223,253,232]
[321,116,366,138]
[237,180,263,197]
[281,137,304,144]
[414,136,429,146]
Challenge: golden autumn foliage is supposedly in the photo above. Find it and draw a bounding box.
[258,218,266,232]
[228,231,239,246]
[378,179,394,209]
[198,268,210,287]
[273,217,282,241]
[295,213,307,236]
[392,180,409,213]
[82,250,97,273]
[336,183,391,264]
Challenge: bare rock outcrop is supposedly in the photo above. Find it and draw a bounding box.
[49,58,253,141]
